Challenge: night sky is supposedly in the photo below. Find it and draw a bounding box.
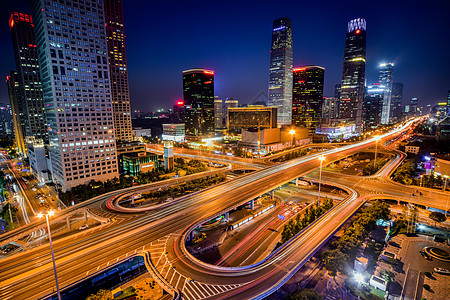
[1,0,449,112]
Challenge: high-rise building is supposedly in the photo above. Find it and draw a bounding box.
[378,63,394,124]
[224,98,238,127]
[182,69,215,136]
[363,84,384,130]
[268,17,293,126]
[322,97,340,120]
[104,0,132,141]
[9,12,47,145]
[292,66,324,134]
[447,90,450,116]
[391,82,403,123]
[6,71,26,154]
[0,103,14,139]
[339,18,366,131]
[214,97,223,129]
[410,98,418,116]
[32,0,118,191]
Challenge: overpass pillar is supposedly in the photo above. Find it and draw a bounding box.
[295,178,299,187]
[224,212,229,222]
[83,211,87,222]
[271,190,275,199]
[250,199,254,210]
[66,217,70,230]
[189,231,194,242]
[131,194,135,205]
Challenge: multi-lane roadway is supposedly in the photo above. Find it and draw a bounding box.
[0,119,426,300]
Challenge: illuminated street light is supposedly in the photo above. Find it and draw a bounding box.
[37,210,61,300]
[318,155,325,206]
[289,129,295,149]
[373,135,381,168]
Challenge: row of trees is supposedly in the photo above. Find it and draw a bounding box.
[60,159,208,205]
[275,149,308,162]
[141,174,226,202]
[361,158,387,176]
[280,198,334,244]
[321,201,390,276]
[391,160,416,185]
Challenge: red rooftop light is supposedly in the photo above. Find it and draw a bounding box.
[203,70,214,75]
[356,29,361,34]
[293,67,307,72]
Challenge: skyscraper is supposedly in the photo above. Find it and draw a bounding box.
[268,17,293,126]
[214,97,223,129]
[224,98,238,128]
[9,12,47,146]
[391,82,403,123]
[410,97,418,116]
[182,69,215,136]
[32,0,118,191]
[363,84,384,130]
[378,63,394,124]
[292,66,324,134]
[447,90,450,116]
[6,71,26,155]
[0,104,14,139]
[339,18,366,131]
[104,0,132,141]
[322,97,340,120]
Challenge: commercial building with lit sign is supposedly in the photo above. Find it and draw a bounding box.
[122,152,159,177]
[434,154,450,178]
[26,137,50,184]
[162,124,185,142]
[315,124,356,141]
[182,69,215,136]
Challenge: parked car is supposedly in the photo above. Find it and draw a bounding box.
[434,267,450,275]
[420,250,432,260]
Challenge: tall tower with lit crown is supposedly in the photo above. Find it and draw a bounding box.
[268,17,293,126]
[339,18,366,131]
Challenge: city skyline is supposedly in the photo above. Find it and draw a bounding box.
[0,0,449,112]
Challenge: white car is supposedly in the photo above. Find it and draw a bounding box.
[434,268,450,275]
[78,225,89,230]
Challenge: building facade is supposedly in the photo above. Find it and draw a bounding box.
[322,97,340,120]
[6,72,26,154]
[390,82,403,123]
[32,0,119,191]
[363,84,384,130]
[182,69,215,136]
[9,12,47,146]
[268,17,293,126]
[227,106,277,133]
[378,63,394,124]
[0,104,14,139]
[292,66,324,134]
[162,124,185,142]
[104,0,132,141]
[214,97,223,129]
[339,18,366,131]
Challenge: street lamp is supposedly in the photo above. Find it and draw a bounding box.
[373,135,381,168]
[37,210,61,300]
[318,155,325,206]
[289,129,295,149]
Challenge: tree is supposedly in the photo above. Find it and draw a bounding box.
[429,211,447,227]
[86,289,112,300]
[381,270,395,284]
[287,289,323,300]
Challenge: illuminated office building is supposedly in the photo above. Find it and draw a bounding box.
[378,63,393,124]
[339,18,366,131]
[32,0,118,191]
[6,71,26,155]
[182,69,215,136]
[214,97,223,129]
[104,0,132,141]
[227,106,277,133]
[391,82,403,123]
[363,84,384,129]
[9,12,47,147]
[322,97,340,120]
[292,66,324,134]
[268,17,293,126]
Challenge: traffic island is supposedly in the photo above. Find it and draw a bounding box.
[424,246,450,262]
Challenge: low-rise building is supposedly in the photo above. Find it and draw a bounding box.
[434,154,450,177]
[227,106,277,133]
[405,142,420,155]
[26,137,50,184]
[132,127,151,137]
[370,275,387,291]
[122,152,159,176]
[162,124,185,142]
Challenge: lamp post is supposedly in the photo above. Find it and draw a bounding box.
[318,155,325,206]
[373,135,380,168]
[289,129,296,150]
[38,210,61,300]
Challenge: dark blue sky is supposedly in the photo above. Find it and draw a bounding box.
[1,0,449,112]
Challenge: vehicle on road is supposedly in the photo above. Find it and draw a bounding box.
[78,225,89,230]
[420,250,432,260]
[434,267,450,275]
